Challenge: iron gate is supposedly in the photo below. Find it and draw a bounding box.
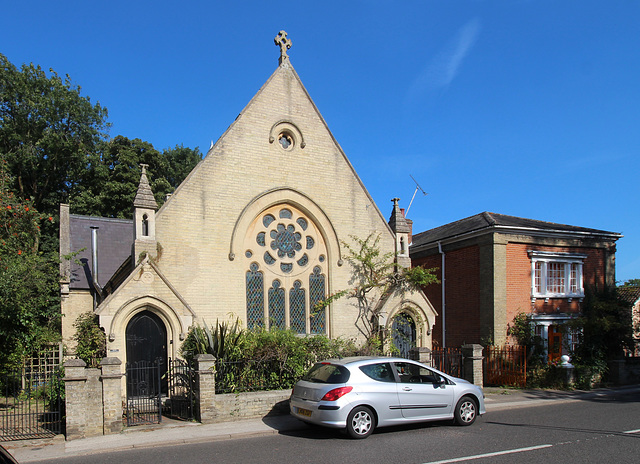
[0,346,64,441]
[431,347,463,378]
[483,345,527,387]
[125,359,162,426]
[164,358,195,421]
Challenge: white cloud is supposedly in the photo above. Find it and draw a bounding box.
[405,18,481,103]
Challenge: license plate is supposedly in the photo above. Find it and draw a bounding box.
[297,407,312,417]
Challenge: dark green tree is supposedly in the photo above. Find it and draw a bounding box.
[163,144,202,189]
[0,162,60,367]
[0,53,109,214]
[72,137,202,218]
[569,287,633,365]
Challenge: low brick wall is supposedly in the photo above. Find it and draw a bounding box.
[608,358,640,385]
[213,390,291,421]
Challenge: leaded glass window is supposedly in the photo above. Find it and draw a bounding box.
[290,281,306,334]
[309,266,326,334]
[279,208,292,219]
[269,280,285,329]
[246,263,264,329]
[245,204,329,335]
[263,214,275,227]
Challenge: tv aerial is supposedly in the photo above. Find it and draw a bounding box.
[406,175,427,216]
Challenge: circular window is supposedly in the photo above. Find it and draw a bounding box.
[249,205,325,277]
[278,132,294,150]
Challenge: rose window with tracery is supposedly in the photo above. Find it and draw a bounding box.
[252,207,324,276]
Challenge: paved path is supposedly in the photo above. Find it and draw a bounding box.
[4,385,639,463]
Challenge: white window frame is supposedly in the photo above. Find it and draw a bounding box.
[529,251,586,300]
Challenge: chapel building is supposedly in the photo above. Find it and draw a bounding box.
[59,32,437,367]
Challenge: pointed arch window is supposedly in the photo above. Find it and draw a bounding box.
[289,281,306,334]
[309,266,326,334]
[142,214,149,237]
[268,280,286,329]
[246,263,264,329]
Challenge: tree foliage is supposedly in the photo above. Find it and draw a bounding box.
[72,312,106,367]
[0,162,59,367]
[71,137,202,218]
[569,287,633,363]
[320,234,438,342]
[163,144,203,190]
[0,53,109,214]
[0,54,203,363]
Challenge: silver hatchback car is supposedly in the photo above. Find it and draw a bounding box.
[290,356,485,438]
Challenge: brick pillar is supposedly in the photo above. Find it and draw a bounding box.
[409,347,432,365]
[195,354,217,424]
[63,359,87,440]
[462,344,484,387]
[64,359,103,439]
[100,357,123,434]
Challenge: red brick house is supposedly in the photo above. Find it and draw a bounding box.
[618,287,640,356]
[410,212,621,360]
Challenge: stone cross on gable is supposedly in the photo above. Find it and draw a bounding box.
[274,30,292,65]
[140,163,149,175]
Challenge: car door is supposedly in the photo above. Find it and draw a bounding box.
[358,362,403,423]
[393,361,454,420]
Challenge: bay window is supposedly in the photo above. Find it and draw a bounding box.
[530,251,585,299]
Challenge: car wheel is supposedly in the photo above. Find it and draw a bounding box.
[454,396,477,426]
[346,406,375,439]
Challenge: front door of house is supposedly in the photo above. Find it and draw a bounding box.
[126,310,168,396]
[548,325,562,363]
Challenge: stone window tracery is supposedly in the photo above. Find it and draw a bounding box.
[246,263,265,329]
[244,204,328,334]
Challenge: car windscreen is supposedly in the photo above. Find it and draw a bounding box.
[302,363,350,384]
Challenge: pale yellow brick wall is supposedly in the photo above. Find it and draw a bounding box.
[61,291,94,350]
[213,390,291,421]
[147,64,396,343]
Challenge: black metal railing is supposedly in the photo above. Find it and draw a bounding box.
[125,360,162,426]
[0,362,63,441]
[215,359,309,394]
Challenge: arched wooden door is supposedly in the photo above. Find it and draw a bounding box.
[392,313,416,358]
[126,310,168,396]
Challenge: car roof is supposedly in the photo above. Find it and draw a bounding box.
[320,356,414,367]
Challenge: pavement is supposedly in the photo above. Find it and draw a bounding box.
[3,385,640,463]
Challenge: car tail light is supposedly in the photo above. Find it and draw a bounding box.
[321,386,353,401]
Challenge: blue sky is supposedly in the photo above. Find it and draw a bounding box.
[3,1,639,283]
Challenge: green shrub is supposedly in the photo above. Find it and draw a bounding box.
[181,321,367,393]
[72,312,106,367]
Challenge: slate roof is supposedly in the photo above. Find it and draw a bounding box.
[618,287,640,306]
[411,212,621,250]
[68,215,133,290]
